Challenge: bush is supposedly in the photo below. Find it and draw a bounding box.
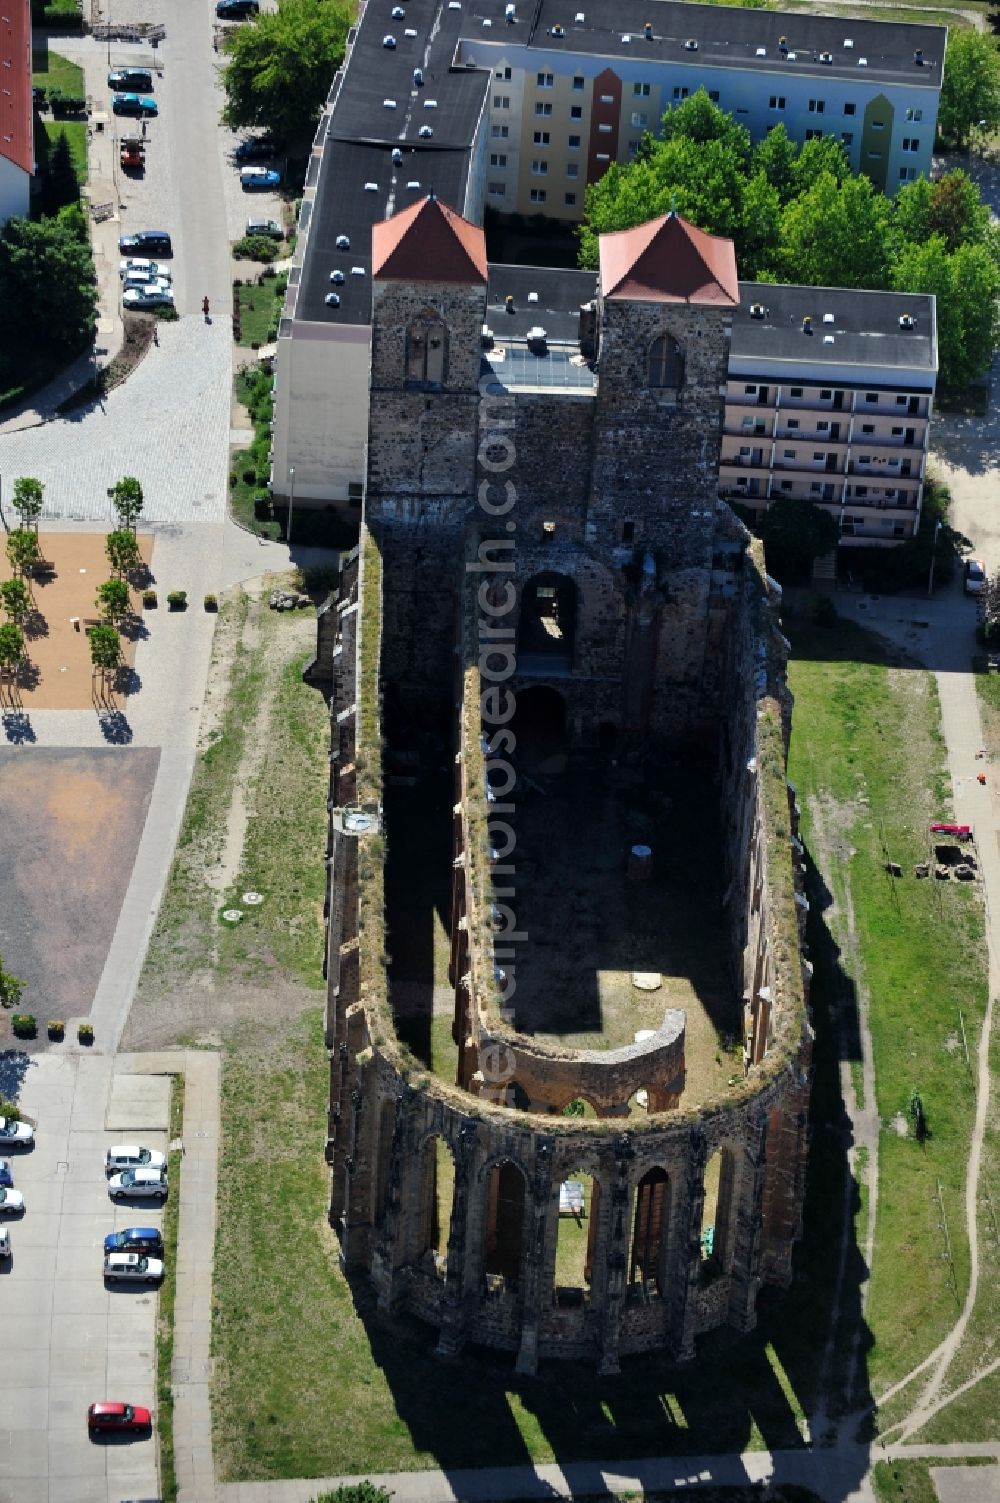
[11,1013,36,1038]
[309,1488,393,1503]
[51,95,85,116]
[47,1020,65,1040]
[242,467,257,484]
[204,593,218,611]
[234,234,279,262]
[167,590,187,610]
[142,588,157,608]
[253,493,272,520]
[77,1022,94,1043]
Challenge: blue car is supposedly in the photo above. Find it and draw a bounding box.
[103,1225,164,1256]
[112,93,158,118]
[240,166,281,190]
[0,1159,11,1188]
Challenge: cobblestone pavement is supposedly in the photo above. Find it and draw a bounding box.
[0,318,231,524]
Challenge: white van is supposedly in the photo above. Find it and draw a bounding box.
[105,1144,167,1174]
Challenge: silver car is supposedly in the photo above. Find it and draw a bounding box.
[108,1167,168,1202]
[0,1117,33,1147]
[0,1186,25,1214]
[103,1251,164,1284]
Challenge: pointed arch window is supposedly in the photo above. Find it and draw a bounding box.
[406,314,448,385]
[647,333,684,390]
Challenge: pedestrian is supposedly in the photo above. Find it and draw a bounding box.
[141,119,146,139]
[202,295,211,321]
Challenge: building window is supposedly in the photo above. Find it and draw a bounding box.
[859,454,871,464]
[789,386,803,397]
[406,315,447,384]
[810,482,821,494]
[488,182,506,196]
[808,99,825,113]
[787,418,799,429]
[673,86,689,100]
[866,392,878,403]
[535,102,553,116]
[648,332,684,389]
[844,101,856,115]
[855,486,868,497]
[634,82,651,96]
[572,74,584,90]
[906,107,923,121]
[862,423,875,433]
[899,167,917,181]
[533,130,550,144]
[565,191,577,206]
[628,139,641,156]
[631,111,648,127]
[840,131,854,146]
[902,137,920,152]
[895,394,909,405]
[871,119,885,130]
[570,104,582,119]
[783,448,795,459]
[529,187,546,203]
[744,384,757,395]
[489,153,507,167]
[531,160,548,175]
[812,452,825,462]
[596,152,609,160]
[780,480,792,491]
[566,162,579,178]
[805,129,823,141]
[491,124,509,139]
[597,122,612,133]
[537,71,554,87]
[495,65,512,80]
[820,389,832,399]
[493,94,510,109]
[891,426,904,435]
[708,90,720,102]
[769,95,785,110]
[568,134,581,148]
[599,93,615,103]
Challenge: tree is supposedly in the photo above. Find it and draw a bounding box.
[88,623,120,692]
[751,123,799,203]
[0,578,32,626]
[789,133,850,197]
[0,955,24,1010]
[0,622,25,674]
[41,128,80,216]
[773,172,893,288]
[12,476,44,532]
[759,499,840,582]
[105,528,142,577]
[892,235,1000,388]
[96,577,131,626]
[937,31,1000,148]
[928,170,993,251]
[0,213,97,352]
[109,475,144,531]
[222,0,353,145]
[6,528,40,578]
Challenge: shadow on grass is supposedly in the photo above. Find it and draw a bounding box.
[343,839,874,1496]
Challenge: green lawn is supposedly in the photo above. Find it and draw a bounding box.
[31,46,84,96]
[40,121,86,183]
[235,277,286,347]
[156,1077,185,1503]
[787,618,988,1405]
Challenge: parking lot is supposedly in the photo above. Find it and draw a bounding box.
[0,1053,169,1503]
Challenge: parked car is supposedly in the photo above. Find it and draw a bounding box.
[119,258,171,282]
[216,0,259,16]
[245,218,283,239]
[104,1226,164,1256]
[123,286,175,310]
[0,1186,25,1214]
[108,1168,168,1202]
[234,134,279,161]
[87,1402,152,1436]
[119,230,172,256]
[930,823,973,841]
[105,1145,167,1175]
[103,1252,164,1284]
[0,1226,9,1259]
[108,68,153,91]
[964,558,987,596]
[111,93,158,117]
[0,1160,12,1188]
[241,166,281,190]
[123,273,172,294]
[0,1117,33,1147]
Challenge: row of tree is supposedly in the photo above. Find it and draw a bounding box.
[581,89,1000,389]
[0,204,97,367]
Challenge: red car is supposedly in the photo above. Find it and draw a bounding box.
[87,1401,152,1435]
[930,823,972,841]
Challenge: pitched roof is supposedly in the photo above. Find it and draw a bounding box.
[0,0,33,179]
[372,195,487,284]
[599,212,738,306]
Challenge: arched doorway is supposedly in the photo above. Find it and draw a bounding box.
[517,573,577,674]
[629,1166,670,1297]
[483,1160,526,1288]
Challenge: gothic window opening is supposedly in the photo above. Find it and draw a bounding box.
[647,333,684,391]
[375,1098,396,1224]
[483,1160,526,1289]
[416,1135,456,1278]
[516,573,577,673]
[555,1170,597,1305]
[700,1148,735,1279]
[629,1166,670,1295]
[406,315,448,385]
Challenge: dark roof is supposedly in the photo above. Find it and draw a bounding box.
[373,196,488,282]
[507,0,945,89]
[485,263,596,342]
[600,212,738,305]
[295,0,490,326]
[730,282,937,375]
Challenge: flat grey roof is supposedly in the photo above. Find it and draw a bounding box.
[486,263,597,342]
[511,0,945,88]
[483,346,596,391]
[730,282,937,375]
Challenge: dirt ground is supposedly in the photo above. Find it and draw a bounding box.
[0,531,154,709]
[0,746,160,1040]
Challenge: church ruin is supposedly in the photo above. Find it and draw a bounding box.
[312,200,813,1374]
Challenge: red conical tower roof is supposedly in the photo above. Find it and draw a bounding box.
[599,212,738,306]
[372,195,488,284]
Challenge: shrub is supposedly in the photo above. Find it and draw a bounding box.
[142,588,157,608]
[11,1013,36,1038]
[234,234,278,262]
[78,1022,94,1043]
[204,593,218,611]
[47,1020,65,1040]
[253,493,272,520]
[242,467,257,484]
[167,590,187,610]
[309,1488,393,1503]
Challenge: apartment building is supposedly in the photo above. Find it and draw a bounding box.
[722,284,937,548]
[0,0,33,226]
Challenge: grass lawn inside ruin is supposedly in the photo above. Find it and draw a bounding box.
[787,616,988,1410]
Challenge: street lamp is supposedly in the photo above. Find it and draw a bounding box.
[287,465,295,546]
[927,517,942,597]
